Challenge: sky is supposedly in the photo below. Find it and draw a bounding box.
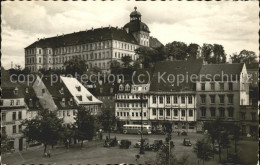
[1,1,259,69]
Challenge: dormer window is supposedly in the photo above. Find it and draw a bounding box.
[76,95,82,101]
[87,96,92,101]
[125,84,130,91]
[25,88,29,93]
[110,88,114,94]
[60,87,64,94]
[119,84,124,91]
[76,85,81,92]
[14,87,18,95]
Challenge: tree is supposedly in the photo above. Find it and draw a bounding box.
[230,50,257,64]
[97,109,117,139]
[22,109,63,154]
[1,132,12,154]
[60,125,76,149]
[121,56,133,68]
[194,138,213,165]
[74,106,96,148]
[64,57,87,75]
[201,44,226,64]
[165,41,188,60]
[187,43,200,60]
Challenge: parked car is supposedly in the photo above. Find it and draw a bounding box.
[181,131,188,136]
[134,138,149,148]
[152,129,166,135]
[104,138,118,147]
[120,139,131,149]
[183,138,192,146]
[152,140,163,151]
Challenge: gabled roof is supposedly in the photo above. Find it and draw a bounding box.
[199,63,244,81]
[25,27,138,49]
[60,76,102,105]
[150,59,203,92]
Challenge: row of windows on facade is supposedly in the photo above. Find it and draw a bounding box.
[200,94,233,104]
[117,111,147,117]
[1,125,22,135]
[1,111,23,121]
[25,41,138,56]
[151,109,194,117]
[200,82,237,91]
[152,96,193,104]
[240,112,257,121]
[26,51,137,66]
[116,93,148,99]
[2,100,22,106]
[200,107,234,118]
[118,85,148,92]
[117,103,147,108]
[57,110,77,117]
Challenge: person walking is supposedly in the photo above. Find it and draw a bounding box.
[48,150,51,158]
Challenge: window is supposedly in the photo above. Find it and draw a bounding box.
[166,96,170,104]
[251,113,256,121]
[228,83,233,91]
[125,84,130,91]
[210,107,216,117]
[18,111,22,120]
[159,96,163,104]
[1,112,6,121]
[42,89,45,94]
[228,95,233,104]
[219,95,225,104]
[144,112,146,117]
[210,83,215,90]
[166,109,170,116]
[12,112,16,120]
[241,112,246,120]
[159,109,163,116]
[200,95,206,104]
[219,83,224,90]
[219,108,225,118]
[16,100,20,105]
[136,112,138,117]
[201,108,206,117]
[10,100,14,106]
[173,109,177,116]
[117,112,119,116]
[228,108,234,118]
[1,126,6,134]
[188,96,192,104]
[173,96,178,104]
[189,110,193,117]
[201,83,205,91]
[132,112,134,117]
[119,84,124,91]
[210,95,215,104]
[19,125,22,133]
[152,109,156,115]
[13,125,16,134]
[152,96,156,104]
[181,110,185,117]
[181,96,185,104]
[76,96,82,101]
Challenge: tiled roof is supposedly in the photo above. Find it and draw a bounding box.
[149,37,163,48]
[124,20,150,33]
[199,63,244,81]
[25,27,138,49]
[150,59,203,92]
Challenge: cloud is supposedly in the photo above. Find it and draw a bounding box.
[1,1,258,69]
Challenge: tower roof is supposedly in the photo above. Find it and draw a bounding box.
[130,7,141,17]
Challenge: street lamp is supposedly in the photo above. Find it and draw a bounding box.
[139,93,144,154]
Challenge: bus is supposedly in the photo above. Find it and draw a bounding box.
[123,124,152,134]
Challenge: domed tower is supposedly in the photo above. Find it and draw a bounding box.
[123,7,150,47]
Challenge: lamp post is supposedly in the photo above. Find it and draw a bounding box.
[139,93,144,154]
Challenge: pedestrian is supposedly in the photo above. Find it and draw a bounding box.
[178,131,180,136]
[48,150,51,158]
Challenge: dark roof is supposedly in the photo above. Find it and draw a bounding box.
[150,59,203,92]
[1,88,24,99]
[94,83,119,96]
[246,62,258,70]
[25,27,138,49]
[199,63,244,81]
[149,37,163,48]
[41,76,73,98]
[1,67,18,88]
[132,68,154,85]
[124,20,150,33]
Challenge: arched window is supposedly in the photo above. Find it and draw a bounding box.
[119,84,124,91]
[125,84,130,91]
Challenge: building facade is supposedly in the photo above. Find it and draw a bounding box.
[196,63,250,131]
[24,7,153,73]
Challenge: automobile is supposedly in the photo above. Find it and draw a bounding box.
[152,129,166,135]
[181,131,188,136]
[103,138,118,147]
[134,138,149,148]
[183,138,192,146]
[151,140,163,151]
[119,139,131,149]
